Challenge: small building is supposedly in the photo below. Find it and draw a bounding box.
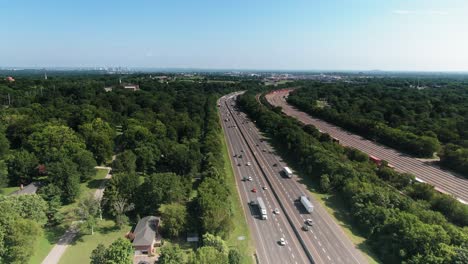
[122,84,140,91]
[187,233,199,243]
[104,87,113,92]
[6,76,15,82]
[132,216,161,255]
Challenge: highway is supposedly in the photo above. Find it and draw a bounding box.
[219,93,309,264]
[266,89,468,205]
[219,92,368,264]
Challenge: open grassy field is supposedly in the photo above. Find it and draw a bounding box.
[219,132,254,264]
[58,220,131,264]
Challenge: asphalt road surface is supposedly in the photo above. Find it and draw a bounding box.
[266,89,468,205]
[220,93,310,264]
[219,92,368,264]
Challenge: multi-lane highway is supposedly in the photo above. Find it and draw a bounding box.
[219,92,368,264]
[266,89,468,205]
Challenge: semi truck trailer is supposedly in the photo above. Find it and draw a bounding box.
[300,195,314,213]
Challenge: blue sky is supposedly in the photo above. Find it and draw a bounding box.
[1,0,467,71]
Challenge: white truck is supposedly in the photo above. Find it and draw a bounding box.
[256,197,268,220]
[283,167,293,178]
[300,195,314,213]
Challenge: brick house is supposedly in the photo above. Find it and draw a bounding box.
[132,216,161,255]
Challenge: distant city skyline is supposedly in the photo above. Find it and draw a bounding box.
[2,0,468,71]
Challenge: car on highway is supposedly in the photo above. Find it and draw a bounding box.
[279,238,286,246]
[273,163,278,167]
[246,162,251,166]
[262,186,267,190]
[273,208,280,214]
[238,154,243,158]
[233,154,237,157]
[237,163,241,166]
[251,188,257,193]
[306,219,314,226]
[262,149,267,152]
[302,225,310,231]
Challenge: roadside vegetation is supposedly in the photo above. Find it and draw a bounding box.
[287,80,468,177]
[238,91,468,263]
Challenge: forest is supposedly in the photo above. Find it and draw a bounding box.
[287,79,468,176]
[0,74,255,264]
[238,90,468,263]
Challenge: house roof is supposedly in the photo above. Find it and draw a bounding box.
[133,216,159,246]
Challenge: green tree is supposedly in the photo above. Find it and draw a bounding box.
[27,124,86,162]
[47,158,81,203]
[158,244,188,264]
[104,238,133,264]
[159,203,187,237]
[2,218,41,264]
[202,233,228,254]
[6,149,38,185]
[137,173,186,215]
[0,161,7,188]
[80,118,115,164]
[192,246,228,264]
[75,194,101,235]
[320,174,331,193]
[90,243,107,264]
[0,131,10,159]
[112,197,134,228]
[228,248,242,264]
[72,149,97,182]
[112,150,136,174]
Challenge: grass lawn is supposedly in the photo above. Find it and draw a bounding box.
[0,186,19,195]
[219,132,254,264]
[58,220,131,264]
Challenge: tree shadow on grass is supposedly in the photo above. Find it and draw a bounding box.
[99,224,122,234]
[45,226,68,244]
[87,178,108,189]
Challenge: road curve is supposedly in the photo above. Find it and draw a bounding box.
[266,89,468,204]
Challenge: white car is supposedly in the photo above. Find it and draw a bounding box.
[306,219,314,226]
[279,238,286,246]
[262,186,267,190]
[273,208,280,214]
[246,162,251,166]
[248,176,253,181]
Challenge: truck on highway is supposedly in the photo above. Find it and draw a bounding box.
[283,167,293,178]
[369,155,382,166]
[300,195,314,213]
[252,197,268,220]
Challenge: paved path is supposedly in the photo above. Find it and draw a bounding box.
[10,182,40,195]
[41,166,112,264]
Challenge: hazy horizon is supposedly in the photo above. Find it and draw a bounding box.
[2,0,468,71]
